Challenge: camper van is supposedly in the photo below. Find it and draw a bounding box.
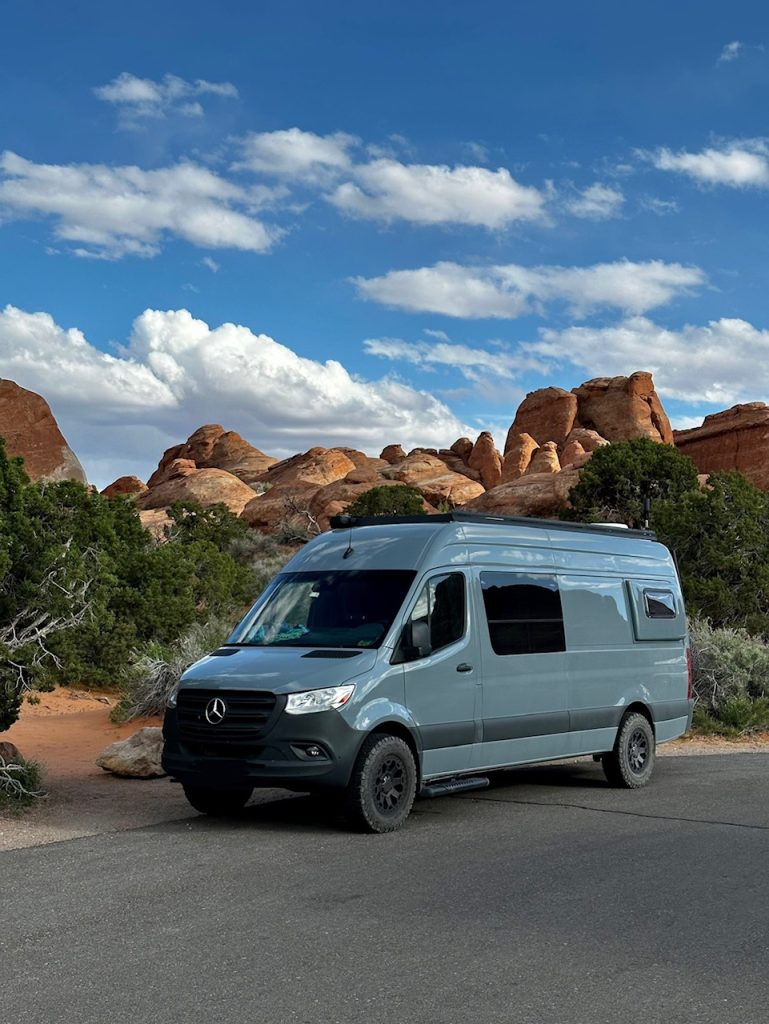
[162,513,692,832]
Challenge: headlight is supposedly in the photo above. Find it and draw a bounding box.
[285,684,355,715]
[166,684,181,709]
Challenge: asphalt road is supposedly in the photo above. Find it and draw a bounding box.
[2,754,768,1024]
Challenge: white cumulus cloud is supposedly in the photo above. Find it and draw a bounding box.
[0,305,471,487]
[523,315,769,405]
[563,183,624,220]
[0,152,282,258]
[235,128,358,182]
[329,160,548,228]
[354,259,705,319]
[94,72,238,123]
[647,140,769,188]
[717,41,744,64]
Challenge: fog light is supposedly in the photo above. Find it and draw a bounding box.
[306,745,323,758]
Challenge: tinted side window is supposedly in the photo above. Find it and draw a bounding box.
[481,572,566,656]
[644,589,676,619]
[409,573,465,654]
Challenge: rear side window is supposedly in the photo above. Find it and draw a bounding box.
[480,572,566,656]
[644,589,677,619]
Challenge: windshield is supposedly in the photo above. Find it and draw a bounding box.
[229,570,416,649]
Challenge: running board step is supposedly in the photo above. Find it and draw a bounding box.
[420,776,490,799]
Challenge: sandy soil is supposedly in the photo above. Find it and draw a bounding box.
[1,688,767,852]
[0,689,192,852]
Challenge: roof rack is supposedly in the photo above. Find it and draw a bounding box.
[329,510,656,540]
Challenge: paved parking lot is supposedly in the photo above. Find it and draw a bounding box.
[3,753,768,1024]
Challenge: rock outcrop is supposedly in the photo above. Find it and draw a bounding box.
[526,441,561,476]
[148,424,275,488]
[0,379,87,483]
[465,469,581,519]
[467,432,502,489]
[138,467,257,516]
[572,372,673,444]
[505,387,578,450]
[382,453,485,508]
[500,433,539,483]
[101,476,148,499]
[675,403,769,490]
[96,727,165,779]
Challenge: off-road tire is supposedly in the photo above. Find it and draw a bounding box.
[344,734,417,833]
[183,784,253,816]
[603,711,656,789]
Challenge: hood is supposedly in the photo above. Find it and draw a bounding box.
[179,646,379,694]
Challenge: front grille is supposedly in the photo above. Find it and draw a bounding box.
[177,689,280,753]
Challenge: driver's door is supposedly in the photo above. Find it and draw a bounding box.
[401,570,480,778]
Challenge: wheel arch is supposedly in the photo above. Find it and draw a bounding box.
[622,701,656,736]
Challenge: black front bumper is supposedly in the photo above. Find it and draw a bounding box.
[162,705,363,792]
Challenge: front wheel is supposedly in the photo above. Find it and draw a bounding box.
[603,712,656,789]
[183,784,253,816]
[344,734,417,833]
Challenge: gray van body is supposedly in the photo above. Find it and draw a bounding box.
[162,514,691,791]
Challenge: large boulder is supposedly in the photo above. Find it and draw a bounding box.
[572,372,673,444]
[309,474,417,531]
[505,387,578,451]
[525,441,561,475]
[500,433,539,483]
[467,431,502,489]
[241,481,321,533]
[147,425,275,488]
[382,453,485,508]
[0,379,86,483]
[137,468,257,516]
[101,476,148,499]
[96,727,165,779]
[258,447,357,488]
[674,403,769,490]
[0,740,21,764]
[380,444,407,464]
[465,468,581,519]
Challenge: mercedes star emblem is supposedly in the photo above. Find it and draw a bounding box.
[205,696,227,725]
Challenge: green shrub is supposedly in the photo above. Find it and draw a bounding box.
[114,617,234,721]
[689,617,769,711]
[563,438,699,528]
[346,485,425,517]
[0,755,44,808]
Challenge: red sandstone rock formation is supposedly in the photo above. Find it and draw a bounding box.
[505,387,578,451]
[674,403,769,490]
[465,469,581,519]
[467,431,502,489]
[0,379,86,483]
[101,476,148,499]
[147,424,275,488]
[137,468,257,516]
[572,372,673,444]
[500,433,539,483]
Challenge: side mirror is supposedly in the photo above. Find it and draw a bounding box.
[394,620,430,663]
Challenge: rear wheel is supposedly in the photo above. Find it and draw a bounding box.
[344,734,417,833]
[183,784,253,816]
[603,712,655,789]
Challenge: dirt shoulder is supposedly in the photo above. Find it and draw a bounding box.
[0,689,192,852]
[1,688,767,852]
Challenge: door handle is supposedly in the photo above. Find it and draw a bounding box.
[456,663,473,673]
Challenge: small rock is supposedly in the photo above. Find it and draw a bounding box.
[96,727,165,779]
[0,741,21,764]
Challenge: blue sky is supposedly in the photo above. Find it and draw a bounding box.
[2,0,769,485]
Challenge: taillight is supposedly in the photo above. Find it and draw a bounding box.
[686,647,693,700]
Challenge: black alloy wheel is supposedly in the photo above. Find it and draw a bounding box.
[345,734,417,833]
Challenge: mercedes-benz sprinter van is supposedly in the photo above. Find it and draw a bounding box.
[162,512,692,832]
